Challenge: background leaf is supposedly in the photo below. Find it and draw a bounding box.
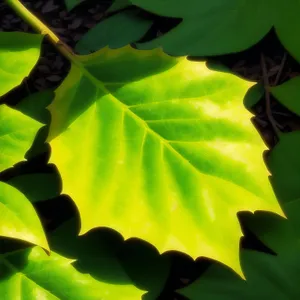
[275,0,300,63]
[107,0,131,13]
[132,0,273,56]
[75,9,153,54]
[268,131,300,235]
[271,77,300,116]
[178,244,300,300]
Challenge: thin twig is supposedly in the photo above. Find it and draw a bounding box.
[260,53,282,138]
[273,52,287,86]
[6,0,76,62]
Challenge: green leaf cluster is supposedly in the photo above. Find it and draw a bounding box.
[1,0,300,298]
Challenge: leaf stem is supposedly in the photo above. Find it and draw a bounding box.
[5,0,76,62]
[260,53,282,138]
[273,52,287,86]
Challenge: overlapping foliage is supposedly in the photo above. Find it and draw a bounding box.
[1,0,300,299]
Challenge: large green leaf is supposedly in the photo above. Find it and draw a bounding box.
[0,32,42,97]
[131,0,300,58]
[47,46,283,276]
[75,9,152,55]
[0,181,48,250]
[0,246,143,300]
[49,218,171,299]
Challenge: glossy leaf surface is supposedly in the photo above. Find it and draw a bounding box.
[0,246,143,300]
[47,46,283,276]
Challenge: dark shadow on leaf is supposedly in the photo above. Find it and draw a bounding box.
[0,238,31,281]
[238,211,277,256]
[48,215,172,298]
[34,195,78,232]
[135,10,182,44]
[157,250,212,300]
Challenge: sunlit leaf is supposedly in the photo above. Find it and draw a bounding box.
[47,46,283,276]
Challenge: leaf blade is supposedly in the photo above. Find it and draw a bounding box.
[0,182,48,250]
[48,46,283,276]
[0,32,42,97]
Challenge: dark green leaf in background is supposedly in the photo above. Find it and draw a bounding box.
[75,9,153,54]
